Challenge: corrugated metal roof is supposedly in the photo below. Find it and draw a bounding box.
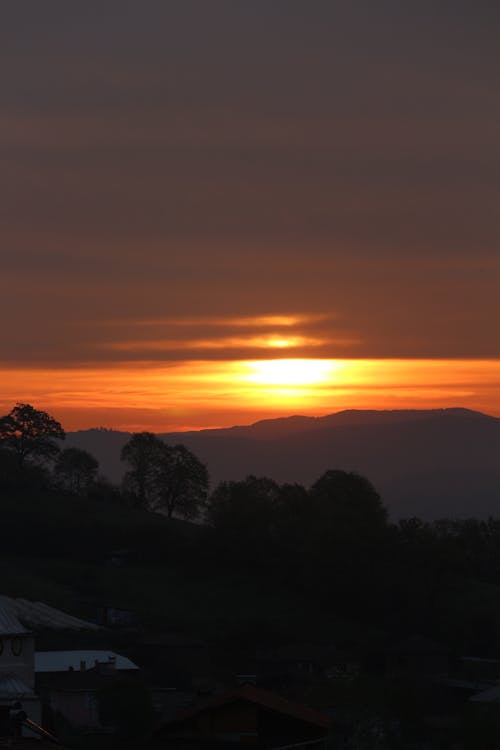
[0,595,99,631]
[0,596,30,635]
[35,650,139,673]
[12,597,100,630]
[0,672,34,698]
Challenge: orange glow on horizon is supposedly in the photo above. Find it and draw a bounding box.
[1,358,499,433]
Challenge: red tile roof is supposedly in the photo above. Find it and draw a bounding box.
[164,684,330,729]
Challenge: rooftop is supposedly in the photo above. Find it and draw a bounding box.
[0,597,29,636]
[165,685,330,730]
[0,596,99,632]
[0,673,34,700]
[35,650,139,673]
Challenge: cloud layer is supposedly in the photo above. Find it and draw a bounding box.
[0,2,499,427]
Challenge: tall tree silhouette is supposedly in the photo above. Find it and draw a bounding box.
[121,433,208,517]
[302,470,390,603]
[208,476,280,564]
[121,432,162,509]
[309,469,388,535]
[154,443,209,519]
[0,403,65,472]
[55,446,99,496]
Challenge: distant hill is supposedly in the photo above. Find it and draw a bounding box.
[67,408,500,520]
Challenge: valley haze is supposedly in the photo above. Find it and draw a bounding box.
[67,407,500,520]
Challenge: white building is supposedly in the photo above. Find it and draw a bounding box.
[0,596,42,735]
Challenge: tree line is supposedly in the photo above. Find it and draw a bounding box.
[0,403,209,518]
[4,402,500,644]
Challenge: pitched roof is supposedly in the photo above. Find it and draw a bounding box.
[164,685,330,730]
[2,596,99,631]
[0,596,29,635]
[0,672,34,699]
[35,650,138,673]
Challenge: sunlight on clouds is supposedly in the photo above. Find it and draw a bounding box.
[105,335,329,351]
[244,359,342,386]
[0,359,499,432]
[95,313,331,329]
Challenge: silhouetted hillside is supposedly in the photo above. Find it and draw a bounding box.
[68,409,500,519]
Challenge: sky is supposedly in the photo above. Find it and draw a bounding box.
[1,1,499,431]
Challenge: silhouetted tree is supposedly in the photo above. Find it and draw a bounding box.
[54,446,99,496]
[121,432,162,509]
[0,446,18,488]
[121,432,208,517]
[208,476,280,564]
[272,482,309,576]
[301,470,390,604]
[153,443,209,519]
[309,469,388,534]
[89,476,124,505]
[0,403,65,473]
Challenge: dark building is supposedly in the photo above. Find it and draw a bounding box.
[150,684,330,749]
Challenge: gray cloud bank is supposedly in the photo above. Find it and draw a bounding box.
[1,1,499,364]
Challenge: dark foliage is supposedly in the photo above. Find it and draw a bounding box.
[208,475,281,565]
[120,432,161,509]
[54,446,99,496]
[120,432,208,518]
[153,442,209,519]
[5,405,500,749]
[0,402,65,473]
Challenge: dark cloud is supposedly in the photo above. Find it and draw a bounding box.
[0,1,499,366]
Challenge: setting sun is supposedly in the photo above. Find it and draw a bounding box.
[1,359,500,432]
[244,359,341,386]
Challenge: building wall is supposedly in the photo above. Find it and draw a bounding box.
[0,633,35,689]
[49,690,100,728]
[211,702,258,735]
[165,701,327,747]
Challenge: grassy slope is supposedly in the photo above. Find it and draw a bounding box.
[0,489,338,643]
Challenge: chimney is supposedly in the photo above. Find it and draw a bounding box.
[80,661,86,672]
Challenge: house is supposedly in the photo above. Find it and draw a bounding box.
[0,597,42,736]
[35,650,139,676]
[35,651,140,730]
[150,684,330,749]
[1,596,100,631]
[0,596,114,746]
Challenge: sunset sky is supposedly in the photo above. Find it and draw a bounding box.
[1,2,499,432]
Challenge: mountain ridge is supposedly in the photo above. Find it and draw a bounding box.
[67,408,500,520]
[160,407,494,441]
